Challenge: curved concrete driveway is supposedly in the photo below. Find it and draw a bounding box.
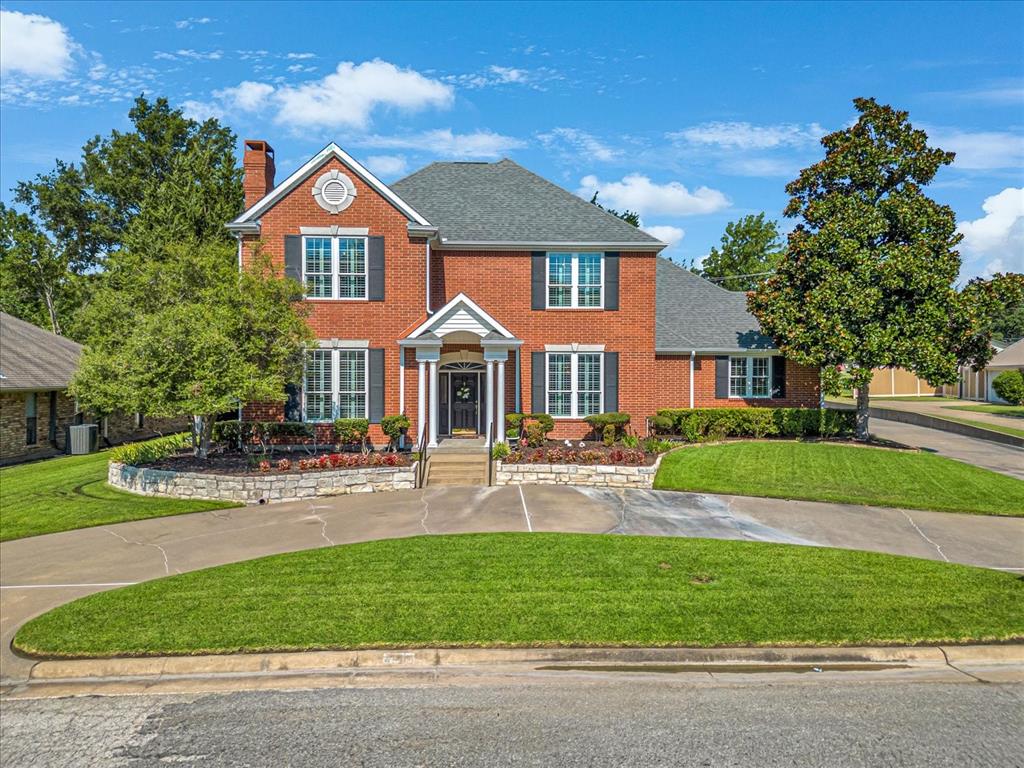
[3,485,1023,684]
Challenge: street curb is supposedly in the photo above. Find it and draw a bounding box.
[22,644,1024,682]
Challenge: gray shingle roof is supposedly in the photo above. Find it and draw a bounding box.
[655,258,776,352]
[989,338,1024,368]
[391,159,664,247]
[0,312,82,391]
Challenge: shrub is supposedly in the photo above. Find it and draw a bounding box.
[525,422,548,447]
[258,460,271,473]
[110,433,192,466]
[380,414,411,450]
[507,412,555,441]
[602,423,617,446]
[642,437,675,454]
[491,441,511,460]
[584,412,631,442]
[275,458,291,471]
[648,414,675,435]
[621,433,640,449]
[992,369,1024,405]
[212,421,315,451]
[654,407,855,442]
[334,418,370,451]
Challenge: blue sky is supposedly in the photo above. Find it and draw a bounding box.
[1,1,1022,280]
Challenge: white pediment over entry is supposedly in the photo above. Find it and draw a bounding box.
[405,293,515,340]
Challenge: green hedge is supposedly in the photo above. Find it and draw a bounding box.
[109,433,193,466]
[212,421,315,446]
[506,413,555,438]
[652,408,855,442]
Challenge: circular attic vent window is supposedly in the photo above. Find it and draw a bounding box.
[312,170,357,213]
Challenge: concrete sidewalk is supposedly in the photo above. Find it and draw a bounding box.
[3,485,1022,685]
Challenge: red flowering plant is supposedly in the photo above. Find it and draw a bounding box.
[258,460,271,473]
[275,458,291,472]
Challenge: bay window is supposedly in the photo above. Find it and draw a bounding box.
[547,252,604,308]
[302,236,367,300]
[547,352,602,417]
[303,348,368,421]
[729,356,772,399]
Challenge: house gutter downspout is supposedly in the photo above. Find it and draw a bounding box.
[426,239,432,314]
[689,351,695,409]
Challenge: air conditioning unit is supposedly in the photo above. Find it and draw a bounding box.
[68,424,100,455]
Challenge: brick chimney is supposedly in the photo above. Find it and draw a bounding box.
[243,139,276,208]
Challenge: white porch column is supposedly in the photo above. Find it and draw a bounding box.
[417,360,426,446]
[485,359,495,443]
[428,360,439,448]
[496,359,506,443]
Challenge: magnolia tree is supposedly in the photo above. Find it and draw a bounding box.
[72,242,313,458]
[749,98,1017,440]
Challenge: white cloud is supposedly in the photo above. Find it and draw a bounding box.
[174,17,213,30]
[669,122,826,150]
[272,59,453,129]
[181,99,225,122]
[643,225,685,249]
[537,127,620,162]
[214,81,275,111]
[285,52,316,60]
[957,188,1024,274]
[444,64,561,90]
[577,174,729,217]
[358,129,525,159]
[719,156,796,177]
[174,49,223,61]
[928,128,1024,171]
[365,155,408,178]
[489,65,527,83]
[0,10,76,79]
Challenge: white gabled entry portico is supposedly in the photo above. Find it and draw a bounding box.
[400,293,522,448]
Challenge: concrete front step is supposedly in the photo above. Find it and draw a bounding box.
[425,453,490,486]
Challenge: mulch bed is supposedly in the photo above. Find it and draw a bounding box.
[502,440,661,467]
[145,449,411,477]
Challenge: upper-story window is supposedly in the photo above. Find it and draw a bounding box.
[302,236,367,300]
[547,252,603,308]
[729,356,772,398]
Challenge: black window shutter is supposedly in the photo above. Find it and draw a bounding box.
[284,383,302,422]
[715,356,729,399]
[368,348,385,422]
[772,356,786,399]
[603,351,619,413]
[284,235,302,283]
[604,252,619,311]
[531,252,546,310]
[368,236,385,301]
[531,351,546,413]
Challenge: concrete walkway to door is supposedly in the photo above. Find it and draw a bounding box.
[3,484,1022,684]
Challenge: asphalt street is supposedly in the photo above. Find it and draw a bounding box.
[2,675,1022,767]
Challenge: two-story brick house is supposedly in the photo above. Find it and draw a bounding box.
[227,141,820,447]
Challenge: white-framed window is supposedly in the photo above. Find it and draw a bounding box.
[303,348,368,421]
[302,236,367,300]
[547,352,603,418]
[729,356,773,399]
[547,252,604,308]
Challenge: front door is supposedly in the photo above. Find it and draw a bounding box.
[450,373,479,434]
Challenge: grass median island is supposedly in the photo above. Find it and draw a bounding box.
[0,450,237,542]
[13,533,1024,658]
[653,442,1024,517]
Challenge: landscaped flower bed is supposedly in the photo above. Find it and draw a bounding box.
[501,442,658,467]
[146,449,409,477]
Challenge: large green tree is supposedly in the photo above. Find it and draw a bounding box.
[72,242,313,459]
[7,96,239,337]
[749,98,1009,440]
[698,213,783,291]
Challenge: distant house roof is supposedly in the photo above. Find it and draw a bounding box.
[989,338,1024,368]
[391,159,665,249]
[0,312,83,392]
[655,258,776,353]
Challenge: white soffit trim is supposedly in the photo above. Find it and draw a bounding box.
[300,226,370,236]
[544,344,605,352]
[405,292,515,339]
[436,240,666,252]
[231,143,431,226]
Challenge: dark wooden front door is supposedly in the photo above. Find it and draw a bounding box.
[450,373,479,434]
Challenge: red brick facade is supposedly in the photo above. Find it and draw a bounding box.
[238,144,820,442]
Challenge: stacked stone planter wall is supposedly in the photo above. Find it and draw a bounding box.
[494,455,661,489]
[108,461,416,504]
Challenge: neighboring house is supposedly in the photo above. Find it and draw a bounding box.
[227,141,820,447]
[955,339,1022,403]
[0,312,183,464]
[866,367,945,398]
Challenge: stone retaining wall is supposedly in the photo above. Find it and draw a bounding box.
[494,456,661,489]
[109,461,416,504]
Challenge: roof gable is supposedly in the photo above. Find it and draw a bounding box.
[391,159,665,248]
[229,143,430,228]
[404,293,515,339]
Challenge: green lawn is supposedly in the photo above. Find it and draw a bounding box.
[654,442,1024,517]
[945,404,1024,418]
[0,450,237,542]
[13,533,1023,658]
